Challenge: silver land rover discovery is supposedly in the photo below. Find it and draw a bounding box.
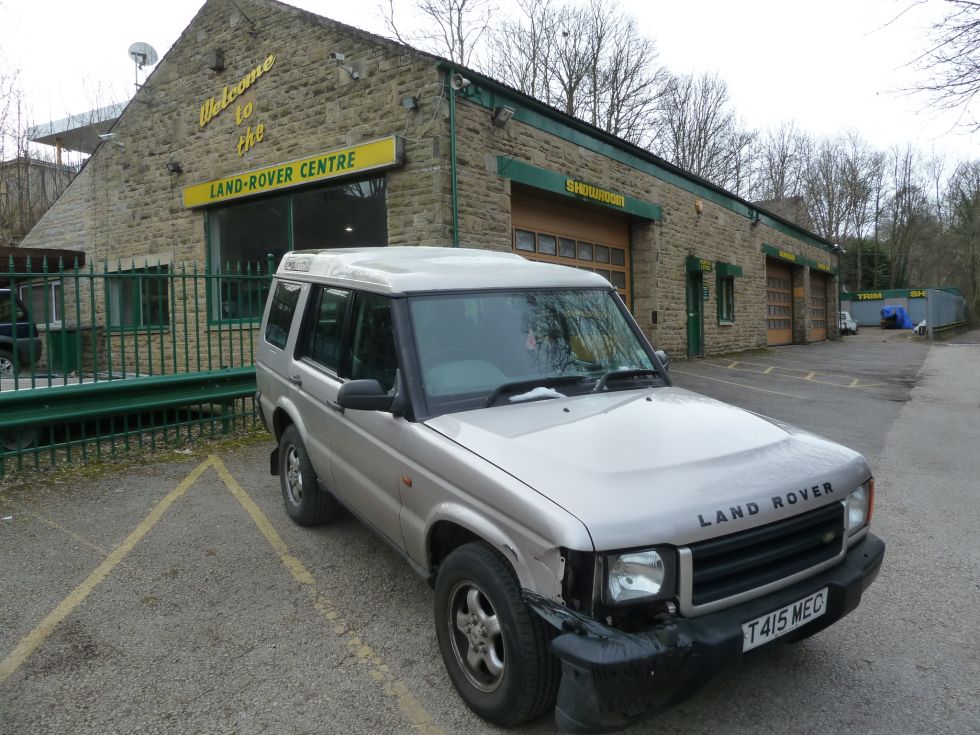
[255,246,884,732]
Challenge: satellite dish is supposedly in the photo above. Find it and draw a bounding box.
[127,42,159,69]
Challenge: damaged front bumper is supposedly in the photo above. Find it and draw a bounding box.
[526,533,885,733]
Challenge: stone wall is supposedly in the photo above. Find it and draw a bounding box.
[451,96,838,357]
[22,0,838,364]
[23,0,450,262]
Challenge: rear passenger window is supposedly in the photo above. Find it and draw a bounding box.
[300,287,350,372]
[265,281,302,349]
[348,293,398,392]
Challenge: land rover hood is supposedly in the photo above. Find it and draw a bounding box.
[424,387,870,550]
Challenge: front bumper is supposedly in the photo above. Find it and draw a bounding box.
[528,533,885,733]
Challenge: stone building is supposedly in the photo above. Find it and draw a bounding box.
[21,0,840,363]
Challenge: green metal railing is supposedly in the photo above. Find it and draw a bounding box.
[0,256,275,475]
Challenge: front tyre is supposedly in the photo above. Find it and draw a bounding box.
[278,425,340,526]
[434,542,559,726]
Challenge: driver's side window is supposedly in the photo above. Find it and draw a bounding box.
[347,292,398,392]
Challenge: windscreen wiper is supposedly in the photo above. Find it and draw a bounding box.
[591,368,662,393]
[482,375,586,407]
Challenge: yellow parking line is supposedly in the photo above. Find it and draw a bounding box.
[211,457,444,735]
[699,361,884,389]
[672,369,809,399]
[0,456,215,686]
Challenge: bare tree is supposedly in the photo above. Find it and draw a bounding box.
[912,0,980,130]
[943,160,980,310]
[381,0,493,67]
[650,72,749,186]
[755,122,804,201]
[488,0,665,145]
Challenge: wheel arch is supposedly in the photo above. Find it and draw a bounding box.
[425,509,554,597]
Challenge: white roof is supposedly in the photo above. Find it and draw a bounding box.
[277,246,611,294]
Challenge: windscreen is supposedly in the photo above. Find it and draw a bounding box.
[408,289,659,413]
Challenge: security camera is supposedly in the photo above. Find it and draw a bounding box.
[449,73,471,91]
[329,52,346,61]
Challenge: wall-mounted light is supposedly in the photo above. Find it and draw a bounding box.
[694,198,704,215]
[749,209,760,227]
[329,51,360,80]
[166,161,184,174]
[491,105,515,128]
[344,226,353,232]
[207,49,226,72]
[98,133,124,150]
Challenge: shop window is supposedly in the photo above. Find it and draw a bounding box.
[18,281,63,328]
[718,276,735,323]
[209,196,288,321]
[292,178,387,249]
[559,237,576,257]
[108,267,171,329]
[207,176,387,322]
[264,281,302,350]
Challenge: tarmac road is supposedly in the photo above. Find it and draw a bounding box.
[1,329,977,734]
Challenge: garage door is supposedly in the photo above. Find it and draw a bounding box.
[511,190,630,304]
[809,272,828,341]
[766,259,793,346]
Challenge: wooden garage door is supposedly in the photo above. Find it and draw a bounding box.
[511,191,630,304]
[809,272,828,342]
[766,259,793,346]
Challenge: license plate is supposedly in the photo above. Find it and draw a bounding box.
[742,587,828,652]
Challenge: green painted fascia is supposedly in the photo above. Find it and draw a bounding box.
[762,244,838,274]
[496,157,661,220]
[716,262,743,278]
[443,64,834,254]
[840,287,962,300]
[761,243,801,263]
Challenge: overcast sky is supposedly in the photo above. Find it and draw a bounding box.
[1,0,976,164]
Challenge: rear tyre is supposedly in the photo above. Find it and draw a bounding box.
[434,542,559,726]
[0,350,14,377]
[278,425,340,526]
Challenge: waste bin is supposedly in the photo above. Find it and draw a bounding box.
[46,328,79,375]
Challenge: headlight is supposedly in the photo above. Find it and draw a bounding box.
[604,548,675,604]
[846,479,874,533]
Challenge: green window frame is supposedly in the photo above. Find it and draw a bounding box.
[717,276,735,323]
[107,266,172,330]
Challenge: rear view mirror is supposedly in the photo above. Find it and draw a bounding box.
[654,349,670,374]
[337,379,395,412]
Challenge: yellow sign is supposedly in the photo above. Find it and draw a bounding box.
[778,250,797,262]
[700,259,713,272]
[909,289,926,298]
[816,263,831,272]
[200,54,276,128]
[857,292,882,300]
[565,179,626,208]
[182,136,404,208]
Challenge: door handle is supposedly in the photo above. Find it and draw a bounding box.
[288,374,302,386]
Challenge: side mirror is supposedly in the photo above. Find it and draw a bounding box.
[337,379,395,412]
[654,349,670,375]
